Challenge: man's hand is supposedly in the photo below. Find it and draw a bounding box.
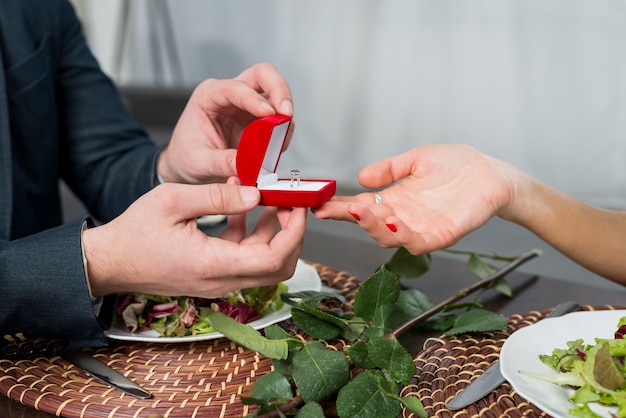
[157,63,294,184]
[83,182,307,297]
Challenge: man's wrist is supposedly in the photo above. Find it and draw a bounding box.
[81,219,114,298]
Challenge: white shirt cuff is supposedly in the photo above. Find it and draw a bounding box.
[81,219,103,315]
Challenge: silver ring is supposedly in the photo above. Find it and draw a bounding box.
[374,193,383,205]
[290,169,301,188]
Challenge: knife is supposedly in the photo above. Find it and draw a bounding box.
[63,349,153,399]
[446,301,580,410]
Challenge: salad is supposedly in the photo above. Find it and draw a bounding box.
[115,283,287,338]
[520,316,626,417]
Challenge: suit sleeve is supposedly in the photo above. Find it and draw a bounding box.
[0,1,160,352]
[55,0,159,222]
[0,218,113,351]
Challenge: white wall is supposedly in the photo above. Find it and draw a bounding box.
[77,0,626,209]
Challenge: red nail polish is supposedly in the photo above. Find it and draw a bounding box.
[348,210,361,221]
[386,223,397,233]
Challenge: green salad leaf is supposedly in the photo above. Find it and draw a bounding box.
[204,311,288,359]
[521,316,626,417]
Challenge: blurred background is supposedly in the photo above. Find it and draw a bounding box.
[66,0,626,290]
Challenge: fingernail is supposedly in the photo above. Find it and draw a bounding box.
[386,223,397,233]
[239,186,259,205]
[226,174,241,186]
[280,100,293,115]
[348,210,361,222]
[260,101,274,112]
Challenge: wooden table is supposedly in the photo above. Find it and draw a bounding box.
[3,229,625,417]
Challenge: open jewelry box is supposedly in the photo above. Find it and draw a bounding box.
[236,114,336,208]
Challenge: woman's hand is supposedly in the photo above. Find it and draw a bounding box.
[314,144,521,255]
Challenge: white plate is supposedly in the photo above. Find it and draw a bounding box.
[500,309,626,417]
[104,259,322,343]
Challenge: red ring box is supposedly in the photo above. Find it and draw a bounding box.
[236,114,336,208]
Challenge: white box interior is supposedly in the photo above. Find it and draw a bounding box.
[258,179,331,191]
[255,121,331,192]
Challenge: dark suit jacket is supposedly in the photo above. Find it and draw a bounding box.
[0,0,159,350]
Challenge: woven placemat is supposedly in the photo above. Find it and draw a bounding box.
[401,304,621,418]
[1,261,619,418]
[0,262,361,418]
